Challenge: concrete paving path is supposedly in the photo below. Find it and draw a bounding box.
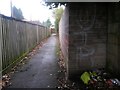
[8,34,60,88]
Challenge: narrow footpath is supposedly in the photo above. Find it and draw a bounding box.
[7,34,60,88]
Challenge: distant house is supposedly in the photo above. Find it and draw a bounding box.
[30,20,42,25]
[50,25,55,33]
[23,19,42,25]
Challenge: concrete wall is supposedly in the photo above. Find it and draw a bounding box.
[59,6,69,76]
[59,3,120,78]
[59,3,108,78]
[68,3,107,77]
[107,3,120,76]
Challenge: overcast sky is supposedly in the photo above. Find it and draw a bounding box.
[0,0,54,23]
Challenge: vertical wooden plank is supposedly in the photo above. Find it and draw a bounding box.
[2,18,6,69]
[9,19,13,64]
[25,23,27,51]
[4,18,8,68]
[1,18,4,69]
[16,21,19,58]
[11,20,16,62]
[39,26,42,42]
[39,26,41,42]
[0,16,2,76]
[7,19,10,66]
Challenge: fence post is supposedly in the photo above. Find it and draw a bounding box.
[0,16,3,78]
[36,25,39,44]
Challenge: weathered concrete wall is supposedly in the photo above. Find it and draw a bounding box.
[59,3,120,78]
[59,6,69,76]
[68,3,107,77]
[107,3,120,76]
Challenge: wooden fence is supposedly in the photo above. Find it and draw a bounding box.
[0,14,50,74]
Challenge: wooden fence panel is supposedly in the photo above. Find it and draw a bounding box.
[0,15,50,74]
[0,16,2,75]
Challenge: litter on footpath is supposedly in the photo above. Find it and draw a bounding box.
[80,72,91,85]
[80,69,120,89]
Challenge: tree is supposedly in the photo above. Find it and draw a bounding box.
[46,19,52,28]
[42,19,52,28]
[53,7,64,33]
[12,6,24,20]
[44,1,66,9]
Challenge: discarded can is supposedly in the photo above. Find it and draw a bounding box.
[111,79,118,85]
[114,79,120,86]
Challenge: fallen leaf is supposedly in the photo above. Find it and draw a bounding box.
[50,74,52,76]
[47,85,50,87]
